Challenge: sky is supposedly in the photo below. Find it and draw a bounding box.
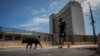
[0,0,100,35]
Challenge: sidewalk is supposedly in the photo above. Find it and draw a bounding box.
[0,45,99,56]
[43,45,98,49]
[0,45,98,51]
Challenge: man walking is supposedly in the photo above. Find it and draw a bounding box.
[58,18,70,48]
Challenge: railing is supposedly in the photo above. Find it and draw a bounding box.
[0,27,43,34]
[0,26,96,45]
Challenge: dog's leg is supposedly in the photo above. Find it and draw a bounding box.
[34,43,37,49]
[30,44,32,49]
[26,44,29,49]
[39,43,42,49]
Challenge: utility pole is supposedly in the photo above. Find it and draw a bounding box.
[89,2,97,44]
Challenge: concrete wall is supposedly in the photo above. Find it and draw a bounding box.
[52,34,95,45]
[0,41,94,48]
[0,32,53,48]
[0,32,96,48]
[0,41,52,48]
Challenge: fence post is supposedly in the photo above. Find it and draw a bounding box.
[71,35,74,45]
[98,34,100,54]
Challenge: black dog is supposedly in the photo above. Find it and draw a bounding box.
[22,37,42,49]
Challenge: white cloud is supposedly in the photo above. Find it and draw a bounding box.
[49,0,100,14]
[12,0,100,34]
[41,8,46,13]
[12,16,49,32]
[28,17,49,24]
[42,14,47,17]
[79,0,100,13]
[19,22,38,27]
[25,27,43,31]
[32,10,39,15]
[13,17,49,28]
[32,8,46,15]
[49,0,69,14]
[50,1,59,8]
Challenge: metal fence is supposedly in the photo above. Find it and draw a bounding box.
[0,27,96,45]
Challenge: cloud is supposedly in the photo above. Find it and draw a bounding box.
[41,8,46,13]
[77,0,100,13]
[31,8,46,15]
[25,27,43,31]
[49,0,69,13]
[11,0,100,34]
[50,1,58,8]
[12,16,49,32]
[32,10,39,15]
[42,14,47,17]
[49,0,100,14]
[12,4,50,32]
[13,16,49,28]
[28,17,49,24]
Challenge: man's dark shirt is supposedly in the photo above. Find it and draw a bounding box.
[59,22,66,33]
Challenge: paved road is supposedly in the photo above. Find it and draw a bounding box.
[0,47,99,56]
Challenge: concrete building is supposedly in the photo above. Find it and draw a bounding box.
[50,1,85,35]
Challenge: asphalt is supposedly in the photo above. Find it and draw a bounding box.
[0,45,99,56]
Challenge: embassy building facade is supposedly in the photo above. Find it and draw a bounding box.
[50,1,85,35]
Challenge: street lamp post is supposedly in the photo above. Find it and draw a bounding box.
[89,2,97,44]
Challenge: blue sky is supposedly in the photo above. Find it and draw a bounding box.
[0,0,100,35]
